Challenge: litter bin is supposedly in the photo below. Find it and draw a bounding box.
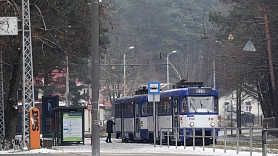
[42,138,53,148]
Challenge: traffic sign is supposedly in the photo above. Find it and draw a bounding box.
[147,82,160,94]
[243,40,256,51]
[147,82,160,147]
[228,34,234,40]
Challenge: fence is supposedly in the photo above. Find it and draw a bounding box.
[262,128,278,156]
[160,127,278,155]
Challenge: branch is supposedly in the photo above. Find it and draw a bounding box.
[31,4,47,30]
[33,36,66,55]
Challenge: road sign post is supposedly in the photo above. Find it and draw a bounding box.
[148,82,160,147]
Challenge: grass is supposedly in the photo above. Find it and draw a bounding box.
[227,134,247,137]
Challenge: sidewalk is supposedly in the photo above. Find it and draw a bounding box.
[49,153,214,156]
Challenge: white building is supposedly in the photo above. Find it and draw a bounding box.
[218,91,263,126]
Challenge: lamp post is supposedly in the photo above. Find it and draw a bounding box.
[123,46,134,96]
[66,55,69,106]
[167,51,177,89]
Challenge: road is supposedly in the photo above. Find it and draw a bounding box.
[1,153,214,156]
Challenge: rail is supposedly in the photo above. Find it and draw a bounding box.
[262,128,278,156]
[159,127,278,155]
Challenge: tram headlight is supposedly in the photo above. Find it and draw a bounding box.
[189,122,194,127]
[210,122,215,127]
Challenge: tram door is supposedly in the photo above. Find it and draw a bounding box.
[134,102,140,138]
[121,103,124,138]
[172,97,180,140]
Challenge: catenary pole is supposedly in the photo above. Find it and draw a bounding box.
[91,0,100,155]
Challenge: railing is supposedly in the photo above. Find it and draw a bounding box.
[262,128,278,156]
[159,127,217,151]
[159,127,278,155]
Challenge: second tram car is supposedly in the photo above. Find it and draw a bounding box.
[114,94,149,142]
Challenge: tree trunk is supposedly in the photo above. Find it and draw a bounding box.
[5,49,22,141]
[257,2,278,127]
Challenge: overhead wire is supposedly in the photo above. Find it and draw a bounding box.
[110,0,217,46]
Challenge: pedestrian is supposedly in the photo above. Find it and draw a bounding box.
[106,118,114,143]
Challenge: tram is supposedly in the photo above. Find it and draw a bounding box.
[114,81,219,145]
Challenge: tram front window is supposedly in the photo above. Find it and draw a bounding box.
[188,96,214,112]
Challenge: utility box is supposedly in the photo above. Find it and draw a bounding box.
[241,112,255,127]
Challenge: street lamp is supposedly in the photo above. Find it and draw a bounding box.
[167,51,177,89]
[123,46,134,96]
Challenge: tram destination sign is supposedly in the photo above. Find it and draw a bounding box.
[189,88,212,94]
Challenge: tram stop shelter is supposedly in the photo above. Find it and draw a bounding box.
[52,106,86,146]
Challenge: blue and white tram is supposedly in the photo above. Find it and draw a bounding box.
[158,86,219,145]
[114,94,149,142]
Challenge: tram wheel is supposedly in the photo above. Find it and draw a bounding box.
[129,133,134,141]
[122,138,128,143]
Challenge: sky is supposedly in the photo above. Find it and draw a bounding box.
[0,138,277,156]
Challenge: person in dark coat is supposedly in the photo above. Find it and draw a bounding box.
[106,118,115,143]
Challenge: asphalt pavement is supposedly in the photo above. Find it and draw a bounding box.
[1,153,215,156]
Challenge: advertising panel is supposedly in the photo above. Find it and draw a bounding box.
[29,107,40,149]
[62,112,82,141]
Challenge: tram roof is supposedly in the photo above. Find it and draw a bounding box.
[115,94,147,103]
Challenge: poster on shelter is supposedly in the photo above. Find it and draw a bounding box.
[62,112,82,141]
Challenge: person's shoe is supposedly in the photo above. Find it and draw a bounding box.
[108,141,112,143]
[106,140,108,143]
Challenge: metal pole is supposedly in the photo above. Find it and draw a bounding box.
[153,95,156,147]
[0,50,4,139]
[236,128,239,154]
[91,0,100,155]
[231,99,233,135]
[193,128,195,150]
[166,54,169,89]
[166,51,176,89]
[175,127,177,148]
[123,54,126,96]
[66,55,69,106]
[183,127,186,149]
[160,128,162,147]
[250,126,253,156]
[22,0,35,146]
[202,128,205,151]
[167,128,169,148]
[213,50,216,89]
[213,127,215,152]
[224,127,227,153]
[262,130,267,156]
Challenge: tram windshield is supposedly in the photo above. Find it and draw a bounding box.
[188,96,215,113]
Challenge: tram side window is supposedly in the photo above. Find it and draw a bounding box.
[182,97,187,113]
[142,102,147,116]
[115,104,121,117]
[147,102,153,115]
[124,103,133,117]
[159,97,170,114]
